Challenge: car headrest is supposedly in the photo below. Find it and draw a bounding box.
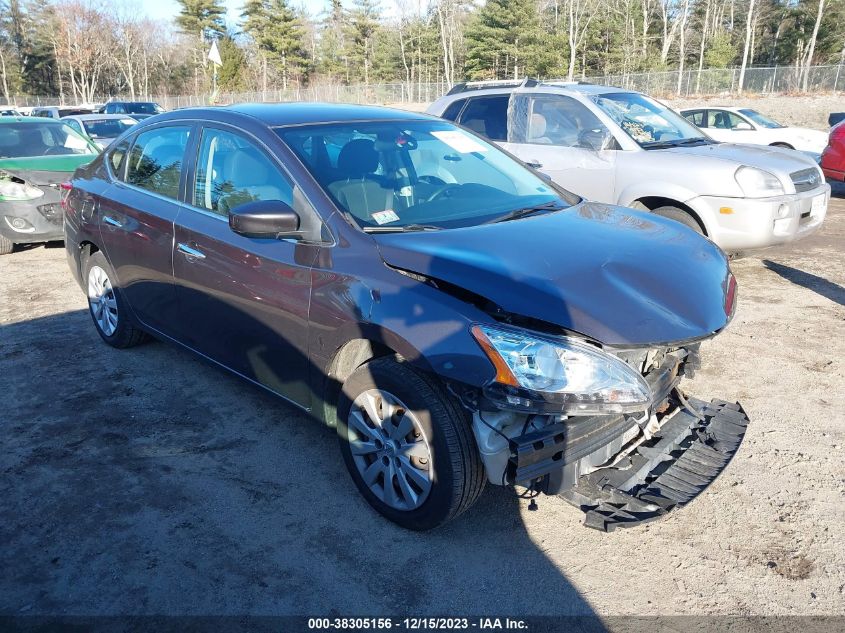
[529,113,547,139]
[224,149,269,185]
[337,139,379,177]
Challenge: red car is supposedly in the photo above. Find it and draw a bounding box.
[821,121,845,181]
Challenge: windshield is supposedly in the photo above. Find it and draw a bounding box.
[82,118,136,138]
[278,120,573,231]
[738,109,783,129]
[0,122,97,158]
[124,103,163,115]
[592,92,710,148]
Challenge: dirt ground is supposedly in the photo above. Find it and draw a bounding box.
[1,183,844,619]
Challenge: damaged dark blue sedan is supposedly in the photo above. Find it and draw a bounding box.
[63,103,748,531]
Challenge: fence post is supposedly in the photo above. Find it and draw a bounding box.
[835,63,842,93]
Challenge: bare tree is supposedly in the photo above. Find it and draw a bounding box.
[737,0,755,93]
[566,0,596,81]
[802,0,826,91]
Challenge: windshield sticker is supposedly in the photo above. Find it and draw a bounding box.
[371,210,400,225]
[431,130,488,154]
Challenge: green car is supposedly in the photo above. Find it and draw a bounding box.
[0,117,100,255]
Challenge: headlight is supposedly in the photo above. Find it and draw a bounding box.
[472,325,652,414]
[734,166,784,197]
[0,173,44,201]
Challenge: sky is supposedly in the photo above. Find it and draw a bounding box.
[141,0,339,25]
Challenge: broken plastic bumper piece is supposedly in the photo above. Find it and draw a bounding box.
[559,398,749,532]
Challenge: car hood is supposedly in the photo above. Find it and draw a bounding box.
[662,142,816,174]
[374,202,733,347]
[0,154,97,185]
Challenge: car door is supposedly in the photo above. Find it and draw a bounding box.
[96,124,192,335]
[503,93,617,202]
[706,109,758,144]
[172,124,320,408]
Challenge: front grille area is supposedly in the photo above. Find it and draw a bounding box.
[791,167,822,193]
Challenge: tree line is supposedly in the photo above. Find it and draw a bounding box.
[0,0,843,102]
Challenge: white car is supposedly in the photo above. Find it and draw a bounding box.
[679,106,828,155]
[427,81,830,252]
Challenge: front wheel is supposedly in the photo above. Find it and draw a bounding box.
[0,234,13,255]
[652,206,704,235]
[337,357,486,530]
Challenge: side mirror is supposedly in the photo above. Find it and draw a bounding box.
[734,121,753,131]
[229,200,300,239]
[579,128,614,152]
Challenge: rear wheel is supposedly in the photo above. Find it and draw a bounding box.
[84,251,147,348]
[337,357,485,530]
[0,234,13,255]
[652,205,704,234]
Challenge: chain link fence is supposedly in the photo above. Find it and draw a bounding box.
[3,64,843,109]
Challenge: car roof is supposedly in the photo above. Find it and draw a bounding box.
[0,116,67,125]
[443,81,630,100]
[225,102,434,126]
[63,113,136,121]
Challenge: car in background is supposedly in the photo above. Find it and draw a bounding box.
[679,106,828,155]
[63,103,749,531]
[0,117,100,254]
[821,121,845,182]
[99,101,164,120]
[428,81,830,253]
[61,113,138,148]
[1,108,22,117]
[31,106,95,120]
[829,113,845,127]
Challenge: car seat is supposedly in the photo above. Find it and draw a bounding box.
[328,139,395,221]
[218,148,287,213]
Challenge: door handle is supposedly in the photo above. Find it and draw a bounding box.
[526,161,543,169]
[177,242,206,260]
[103,215,123,228]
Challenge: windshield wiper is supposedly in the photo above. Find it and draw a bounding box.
[362,223,443,233]
[488,201,565,224]
[643,137,712,150]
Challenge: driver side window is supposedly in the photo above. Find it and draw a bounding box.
[707,110,746,130]
[526,95,612,150]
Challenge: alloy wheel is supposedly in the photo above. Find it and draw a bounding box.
[347,389,433,511]
[87,265,118,336]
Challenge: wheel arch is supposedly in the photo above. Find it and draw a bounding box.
[320,326,434,428]
[630,196,708,235]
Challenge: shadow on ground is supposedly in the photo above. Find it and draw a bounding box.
[763,260,845,308]
[0,309,601,620]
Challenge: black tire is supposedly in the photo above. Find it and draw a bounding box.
[652,205,704,234]
[83,251,148,348]
[0,234,13,255]
[337,356,486,530]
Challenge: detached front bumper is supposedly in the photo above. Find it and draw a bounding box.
[690,184,830,252]
[559,398,749,531]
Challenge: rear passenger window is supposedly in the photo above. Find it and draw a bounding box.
[126,126,190,200]
[441,99,466,122]
[458,96,509,141]
[193,128,293,216]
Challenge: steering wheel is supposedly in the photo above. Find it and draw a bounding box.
[427,183,462,202]
[418,175,447,187]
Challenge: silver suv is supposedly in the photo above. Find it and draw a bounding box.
[428,81,830,252]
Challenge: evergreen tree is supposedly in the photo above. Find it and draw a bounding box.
[464,0,543,80]
[243,0,307,89]
[175,0,226,42]
[346,0,380,84]
[217,34,247,91]
[316,0,348,80]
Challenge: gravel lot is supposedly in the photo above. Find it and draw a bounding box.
[1,183,843,619]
